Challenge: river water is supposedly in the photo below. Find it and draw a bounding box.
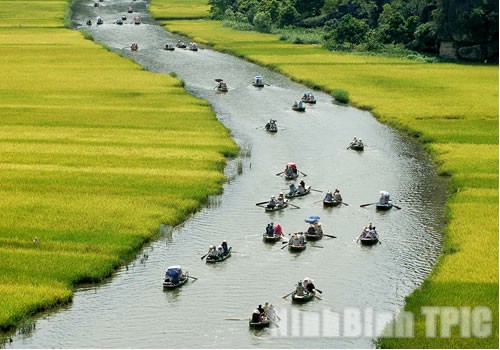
[2,0,448,348]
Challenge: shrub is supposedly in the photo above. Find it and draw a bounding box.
[332,89,349,104]
[253,11,272,33]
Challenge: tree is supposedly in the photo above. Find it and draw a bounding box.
[258,0,281,22]
[278,3,300,27]
[253,11,273,32]
[377,3,409,43]
[294,0,325,18]
[208,0,234,19]
[333,14,369,47]
[413,22,438,51]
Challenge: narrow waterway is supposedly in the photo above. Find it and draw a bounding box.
[2,0,448,348]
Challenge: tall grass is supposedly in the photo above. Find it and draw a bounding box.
[0,1,237,330]
[150,3,498,347]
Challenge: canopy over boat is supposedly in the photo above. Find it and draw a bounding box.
[305,215,320,223]
[165,265,182,279]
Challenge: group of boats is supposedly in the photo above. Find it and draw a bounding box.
[87,2,141,26]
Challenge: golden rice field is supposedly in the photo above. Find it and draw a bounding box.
[0,1,237,330]
[152,3,498,347]
[149,0,209,19]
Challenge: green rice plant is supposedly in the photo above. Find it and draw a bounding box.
[149,0,209,20]
[0,1,237,331]
[154,10,498,348]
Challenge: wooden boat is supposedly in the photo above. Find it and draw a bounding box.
[188,44,198,51]
[134,16,141,25]
[291,291,315,303]
[216,83,228,92]
[359,236,379,245]
[262,233,283,242]
[249,318,270,329]
[176,42,187,49]
[301,97,317,104]
[86,19,92,26]
[323,199,341,207]
[127,6,133,13]
[164,44,175,51]
[376,201,393,210]
[162,266,189,288]
[288,241,306,251]
[304,231,323,241]
[130,43,138,51]
[264,199,288,212]
[206,247,232,263]
[115,19,123,25]
[349,141,364,151]
[265,121,277,133]
[284,172,299,180]
[292,104,306,112]
[252,75,265,87]
[94,2,99,7]
[96,17,103,25]
[121,15,127,20]
[285,186,311,199]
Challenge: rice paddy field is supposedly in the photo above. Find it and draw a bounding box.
[148,0,209,20]
[151,2,499,348]
[0,1,237,330]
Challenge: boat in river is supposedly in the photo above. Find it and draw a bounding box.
[188,42,198,51]
[359,235,379,245]
[376,191,393,210]
[96,16,103,25]
[252,75,265,87]
[288,240,306,251]
[134,16,141,24]
[348,140,364,151]
[323,198,341,207]
[163,266,189,288]
[176,40,187,48]
[130,43,138,51]
[249,317,270,329]
[164,44,175,51]
[285,186,311,199]
[265,119,277,133]
[206,247,232,263]
[263,233,283,242]
[292,102,305,112]
[301,92,317,104]
[291,290,315,303]
[304,229,323,241]
[265,199,288,212]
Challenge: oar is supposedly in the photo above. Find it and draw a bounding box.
[393,204,402,210]
[289,203,300,209]
[268,318,280,328]
[313,199,323,204]
[225,318,247,321]
[315,288,323,294]
[299,171,308,176]
[323,234,337,238]
[310,188,323,193]
[188,276,198,280]
[265,83,271,86]
[341,202,349,206]
[310,245,324,248]
[256,201,270,206]
[360,202,377,207]
[275,171,285,176]
[200,253,209,260]
[281,243,289,249]
[282,291,294,299]
[314,294,322,300]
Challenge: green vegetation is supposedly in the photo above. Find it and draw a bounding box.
[0,1,237,330]
[332,88,349,104]
[206,0,498,62]
[149,0,209,19]
[150,1,498,347]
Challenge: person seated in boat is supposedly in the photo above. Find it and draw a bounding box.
[274,223,283,237]
[362,227,371,238]
[221,240,228,254]
[333,189,342,202]
[251,308,261,323]
[324,190,333,201]
[86,19,92,25]
[298,101,304,109]
[216,245,224,257]
[267,195,276,209]
[289,233,299,245]
[305,279,316,293]
[266,223,274,236]
[379,191,390,204]
[208,245,218,257]
[288,183,297,195]
[257,304,265,317]
[297,180,306,194]
[307,225,316,236]
[295,281,306,296]
[314,222,323,235]
[298,232,305,245]
[263,302,269,316]
[293,100,299,108]
[276,192,285,207]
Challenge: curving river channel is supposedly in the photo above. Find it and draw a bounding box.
[3,0,448,348]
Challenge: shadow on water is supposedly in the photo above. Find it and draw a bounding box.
[1,0,448,348]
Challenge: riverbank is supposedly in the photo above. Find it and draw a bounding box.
[150,2,498,348]
[0,0,237,331]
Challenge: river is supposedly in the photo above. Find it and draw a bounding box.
[2,0,448,348]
